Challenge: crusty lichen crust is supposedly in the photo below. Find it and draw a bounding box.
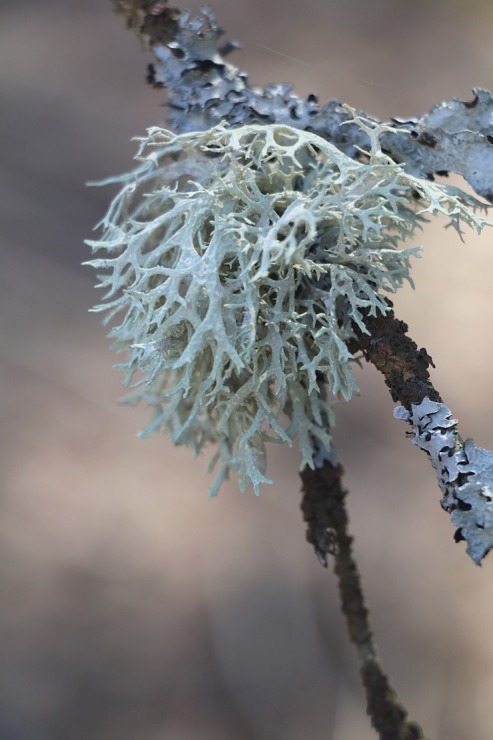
[87,113,488,495]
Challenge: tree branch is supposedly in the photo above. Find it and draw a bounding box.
[301,454,428,739]
[111,0,493,560]
[112,1,493,561]
[112,0,493,201]
[352,306,493,565]
[108,3,493,738]
[349,305,441,409]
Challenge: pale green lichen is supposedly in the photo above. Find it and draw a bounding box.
[86,113,489,495]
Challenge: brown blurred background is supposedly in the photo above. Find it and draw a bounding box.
[2,1,493,738]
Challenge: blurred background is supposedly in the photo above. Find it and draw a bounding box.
[1,1,493,738]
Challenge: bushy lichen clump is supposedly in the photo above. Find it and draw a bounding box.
[87,115,488,495]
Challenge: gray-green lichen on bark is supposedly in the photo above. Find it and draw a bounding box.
[115,1,493,201]
[395,399,493,564]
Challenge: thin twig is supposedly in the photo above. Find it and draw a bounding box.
[301,458,428,740]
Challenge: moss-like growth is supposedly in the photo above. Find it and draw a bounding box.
[87,113,488,495]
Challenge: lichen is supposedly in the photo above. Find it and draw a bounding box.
[395,398,493,564]
[86,113,489,495]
